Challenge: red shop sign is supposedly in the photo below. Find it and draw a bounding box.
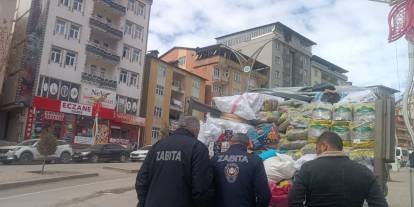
[114,112,145,126]
[24,107,35,140]
[44,111,65,121]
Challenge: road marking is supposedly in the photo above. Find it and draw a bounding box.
[0,177,133,201]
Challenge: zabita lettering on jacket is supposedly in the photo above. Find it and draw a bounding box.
[156,151,181,161]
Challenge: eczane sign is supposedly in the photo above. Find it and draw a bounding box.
[60,101,92,116]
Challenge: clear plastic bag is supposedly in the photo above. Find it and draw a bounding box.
[331,122,351,147]
[353,103,375,123]
[279,139,307,150]
[312,103,332,120]
[351,122,375,148]
[333,103,353,121]
[308,122,330,143]
[350,149,374,171]
[286,128,308,141]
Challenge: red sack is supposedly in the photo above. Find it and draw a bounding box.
[269,181,291,207]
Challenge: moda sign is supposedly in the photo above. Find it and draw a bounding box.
[60,101,92,116]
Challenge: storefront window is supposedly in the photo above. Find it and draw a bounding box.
[76,116,93,137]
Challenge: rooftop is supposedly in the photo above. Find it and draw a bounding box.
[146,55,208,80]
[311,55,348,74]
[195,44,270,70]
[215,22,317,46]
[159,46,196,59]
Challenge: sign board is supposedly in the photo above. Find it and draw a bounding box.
[109,138,130,147]
[60,101,92,116]
[114,112,145,126]
[81,85,116,109]
[74,136,94,145]
[44,111,65,121]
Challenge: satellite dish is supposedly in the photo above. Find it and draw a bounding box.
[243,66,251,73]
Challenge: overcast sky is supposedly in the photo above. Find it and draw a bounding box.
[147,0,409,93]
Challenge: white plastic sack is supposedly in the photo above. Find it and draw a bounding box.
[197,120,222,145]
[213,93,284,120]
[206,116,254,134]
[263,154,296,183]
[339,90,377,103]
[294,154,317,170]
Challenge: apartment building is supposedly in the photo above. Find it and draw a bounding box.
[216,22,316,88]
[395,100,413,149]
[0,0,151,146]
[311,55,348,86]
[141,53,206,145]
[162,45,269,105]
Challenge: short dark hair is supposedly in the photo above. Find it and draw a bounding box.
[317,131,343,151]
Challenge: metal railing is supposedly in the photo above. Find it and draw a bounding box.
[86,41,120,64]
[89,16,123,39]
[81,72,117,90]
[98,0,126,14]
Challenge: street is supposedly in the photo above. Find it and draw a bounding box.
[0,163,141,207]
[0,162,411,206]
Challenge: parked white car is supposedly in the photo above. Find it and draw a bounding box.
[0,139,73,164]
[130,145,152,161]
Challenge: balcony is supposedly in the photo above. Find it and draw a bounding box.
[96,0,126,15]
[86,42,120,64]
[90,16,123,40]
[213,75,229,85]
[171,82,184,94]
[81,72,117,90]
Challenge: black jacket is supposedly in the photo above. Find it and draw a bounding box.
[211,144,271,207]
[288,154,388,207]
[136,128,213,207]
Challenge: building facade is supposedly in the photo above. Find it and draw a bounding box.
[310,55,348,86]
[0,0,152,146]
[141,54,206,145]
[395,100,413,149]
[161,45,270,105]
[216,22,316,88]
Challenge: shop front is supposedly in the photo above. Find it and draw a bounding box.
[110,112,145,149]
[29,96,114,145]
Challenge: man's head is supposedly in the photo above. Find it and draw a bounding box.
[178,116,200,137]
[230,133,250,146]
[316,131,343,155]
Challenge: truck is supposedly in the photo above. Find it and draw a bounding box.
[185,85,397,195]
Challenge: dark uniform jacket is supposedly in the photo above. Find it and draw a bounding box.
[136,128,213,207]
[211,144,271,207]
[288,153,388,207]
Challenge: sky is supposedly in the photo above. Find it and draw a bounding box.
[147,0,409,93]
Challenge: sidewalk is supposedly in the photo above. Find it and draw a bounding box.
[387,168,412,207]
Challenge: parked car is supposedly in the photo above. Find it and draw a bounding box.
[130,145,152,161]
[0,139,73,164]
[395,147,409,167]
[72,144,129,163]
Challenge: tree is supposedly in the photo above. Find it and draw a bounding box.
[37,129,57,174]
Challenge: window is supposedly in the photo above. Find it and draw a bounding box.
[100,68,106,78]
[224,69,229,79]
[119,70,128,84]
[177,56,186,65]
[130,73,138,87]
[122,46,131,59]
[158,65,167,78]
[133,26,143,40]
[132,49,141,63]
[64,51,76,67]
[117,96,126,113]
[151,127,160,140]
[124,21,133,35]
[61,0,70,7]
[155,85,164,96]
[275,42,281,50]
[73,0,83,12]
[51,48,62,64]
[137,2,145,16]
[274,71,280,79]
[213,68,220,79]
[127,0,135,11]
[275,56,281,65]
[90,65,97,75]
[234,71,241,82]
[154,107,162,118]
[69,24,80,40]
[55,20,66,35]
[192,79,201,99]
[213,84,223,94]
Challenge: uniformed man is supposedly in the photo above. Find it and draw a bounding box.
[211,133,271,207]
[135,116,213,207]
